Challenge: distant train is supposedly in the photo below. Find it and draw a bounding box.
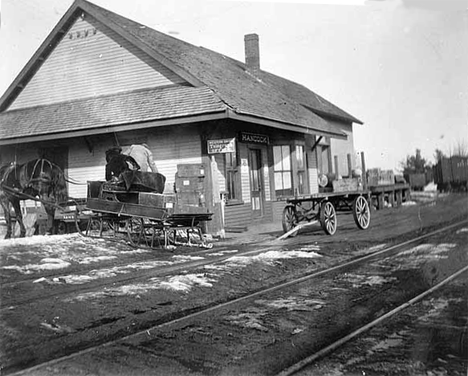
[433,156,468,192]
[406,156,468,192]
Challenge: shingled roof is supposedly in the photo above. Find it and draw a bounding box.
[0,0,362,144]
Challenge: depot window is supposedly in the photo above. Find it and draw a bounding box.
[273,145,293,196]
[225,152,241,202]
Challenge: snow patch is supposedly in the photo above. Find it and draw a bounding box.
[398,243,457,259]
[208,249,239,256]
[2,258,71,274]
[78,255,118,264]
[152,274,215,292]
[341,273,397,288]
[66,273,216,300]
[257,297,325,311]
[172,255,205,262]
[225,250,322,267]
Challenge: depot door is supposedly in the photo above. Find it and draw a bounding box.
[249,148,264,218]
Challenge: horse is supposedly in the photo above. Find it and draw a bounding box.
[105,147,140,182]
[104,147,166,192]
[0,159,68,239]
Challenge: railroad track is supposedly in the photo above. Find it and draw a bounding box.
[4,219,468,376]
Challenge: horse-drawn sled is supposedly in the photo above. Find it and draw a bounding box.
[280,176,371,239]
[77,170,213,249]
[0,157,213,249]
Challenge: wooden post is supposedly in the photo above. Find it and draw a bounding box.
[347,153,352,178]
[334,155,339,177]
[377,193,384,210]
[395,189,403,206]
[389,190,396,207]
[361,152,367,191]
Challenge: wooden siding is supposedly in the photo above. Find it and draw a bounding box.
[67,125,202,198]
[10,14,186,110]
[224,201,274,228]
[224,203,251,228]
[214,153,227,193]
[68,141,107,198]
[238,143,251,203]
[329,121,355,177]
[308,146,319,194]
[272,200,286,223]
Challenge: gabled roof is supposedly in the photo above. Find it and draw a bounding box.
[0,86,226,143]
[0,0,362,144]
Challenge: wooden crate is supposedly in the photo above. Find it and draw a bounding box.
[332,178,359,192]
[177,164,206,177]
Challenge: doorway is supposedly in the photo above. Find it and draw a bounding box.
[249,148,264,218]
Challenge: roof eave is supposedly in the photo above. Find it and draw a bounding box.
[226,109,347,140]
[0,110,228,146]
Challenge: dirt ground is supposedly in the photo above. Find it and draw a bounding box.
[0,193,467,375]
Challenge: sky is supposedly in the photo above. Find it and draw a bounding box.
[0,0,467,171]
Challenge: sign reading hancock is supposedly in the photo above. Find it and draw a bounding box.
[239,132,269,145]
[207,138,236,154]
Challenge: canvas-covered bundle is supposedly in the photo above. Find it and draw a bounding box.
[119,171,166,192]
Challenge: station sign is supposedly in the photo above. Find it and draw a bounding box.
[239,132,269,145]
[207,138,236,154]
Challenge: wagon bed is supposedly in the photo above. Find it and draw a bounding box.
[280,189,371,238]
[79,178,213,249]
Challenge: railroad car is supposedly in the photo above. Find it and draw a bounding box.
[433,156,468,192]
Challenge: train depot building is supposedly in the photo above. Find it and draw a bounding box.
[0,0,363,236]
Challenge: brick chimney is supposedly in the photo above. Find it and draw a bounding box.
[244,33,260,74]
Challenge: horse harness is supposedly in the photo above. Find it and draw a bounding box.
[0,159,55,197]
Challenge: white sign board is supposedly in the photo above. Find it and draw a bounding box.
[207,138,236,154]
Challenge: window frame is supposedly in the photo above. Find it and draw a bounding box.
[224,150,243,205]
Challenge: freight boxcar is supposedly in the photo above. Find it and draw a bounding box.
[433,156,468,192]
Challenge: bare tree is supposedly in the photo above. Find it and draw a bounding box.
[448,139,468,157]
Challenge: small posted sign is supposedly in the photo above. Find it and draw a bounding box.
[207,138,236,154]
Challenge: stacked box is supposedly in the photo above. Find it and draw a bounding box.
[139,192,176,211]
[366,169,395,186]
[175,176,204,192]
[175,163,207,212]
[177,164,205,177]
[332,178,359,192]
[378,170,395,185]
[366,168,380,187]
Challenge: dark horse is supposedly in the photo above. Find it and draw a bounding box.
[0,159,68,239]
[105,147,140,182]
[105,147,165,192]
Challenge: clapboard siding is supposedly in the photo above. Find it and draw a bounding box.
[272,200,286,223]
[214,154,226,193]
[67,125,202,198]
[329,121,355,177]
[224,203,251,228]
[308,147,319,194]
[10,14,186,110]
[145,127,202,190]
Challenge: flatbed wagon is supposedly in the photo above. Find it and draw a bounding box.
[280,188,371,238]
[78,172,213,249]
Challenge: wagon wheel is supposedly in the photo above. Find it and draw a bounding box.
[126,217,145,247]
[56,221,68,235]
[319,201,337,235]
[83,217,103,237]
[353,195,370,230]
[282,205,299,236]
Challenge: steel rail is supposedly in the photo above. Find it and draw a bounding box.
[6,218,468,376]
[277,264,468,376]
